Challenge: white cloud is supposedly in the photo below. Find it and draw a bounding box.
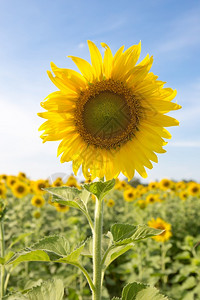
[156,7,200,54]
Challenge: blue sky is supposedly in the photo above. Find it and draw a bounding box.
[0,0,200,182]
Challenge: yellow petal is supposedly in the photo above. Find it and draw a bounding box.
[87,40,103,80]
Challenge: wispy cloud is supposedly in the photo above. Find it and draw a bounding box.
[156,6,200,54]
[169,141,200,147]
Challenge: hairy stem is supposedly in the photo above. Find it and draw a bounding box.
[92,198,103,300]
[0,221,5,298]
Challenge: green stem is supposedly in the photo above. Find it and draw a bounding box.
[84,210,94,233]
[74,263,95,293]
[161,243,167,287]
[92,198,103,300]
[0,222,5,298]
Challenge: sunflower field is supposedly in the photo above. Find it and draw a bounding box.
[0,173,200,300]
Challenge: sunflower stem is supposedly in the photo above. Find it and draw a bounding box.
[0,221,5,298]
[92,197,104,300]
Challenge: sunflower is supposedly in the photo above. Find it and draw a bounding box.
[148,182,158,190]
[179,190,188,201]
[54,203,70,212]
[188,183,200,196]
[32,179,48,194]
[33,211,41,219]
[148,218,172,242]
[18,172,27,179]
[66,176,79,188]
[53,178,64,187]
[6,176,17,188]
[31,195,45,208]
[0,174,7,182]
[124,188,136,202]
[38,41,181,180]
[12,181,29,198]
[159,179,172,190]
[115,180,127,190]
[137,199,146,209]
[146,193,160,204]
[106,198,115,207]
[176,181,187,190]
[0,185,6,199]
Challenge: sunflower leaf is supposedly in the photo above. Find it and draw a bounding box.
[120,282,169,300]
[102,244,133,270]
[7,236,84,265]
[26,279,64,300]
[44,186,87,212]
[56,243,85,264]
[83,179,115,200]
[111,224,163,245]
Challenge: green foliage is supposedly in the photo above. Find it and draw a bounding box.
[3,279,64,300]
[111,223,163,245]
[8,235,84,266]
[44,187,87,212]
[83,179,115,200]
[120,282,169,300]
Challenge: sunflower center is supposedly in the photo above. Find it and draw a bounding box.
[17,186,25,193]
[35,199,42,205]
[75,79,141,149]
[83,91,130,138]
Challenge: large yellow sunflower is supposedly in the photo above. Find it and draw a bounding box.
[38,41,181,180]
[148,217,172,242]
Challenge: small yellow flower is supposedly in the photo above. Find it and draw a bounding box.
[116,180,128,190]
[179,190,188,201]
[0,185,6,199]
[12,181,29,198]
[0,174,7,182]
[137,199,146,209]
[32,179,48,194]
[33,211,41,218]
[148,217,172,242]
[31,195,45,207]
[18,172,27,179]
[106,199,115,207]
[55,203,70,212]
[6,176,17,188]
[176,181,187,190]
[188,182,200,196]
[159,179,172,190]
[53,178,64,187]
[124,188,136,202]
[148,182,158,190]
[66,176,79,188]
[146,193,160,204]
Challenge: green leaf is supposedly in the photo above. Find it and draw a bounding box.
[8,250,51,265]
[45,186,87,212]
[0,251,15,265]
[135,287,169,300]
[3,280,64,300]
[8,235,84,266]
[26,279,64,300]
[122,282,146,299]
[120,282,169,300]
[0,257,4,264]
[9,233,32,249]
[111,224,163,245]
[181,276,196,290]
[56,243,85,264]
[31,236,69,256]
[3,293,28,299]
[83,179,115,200]
[103,244,133,270]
